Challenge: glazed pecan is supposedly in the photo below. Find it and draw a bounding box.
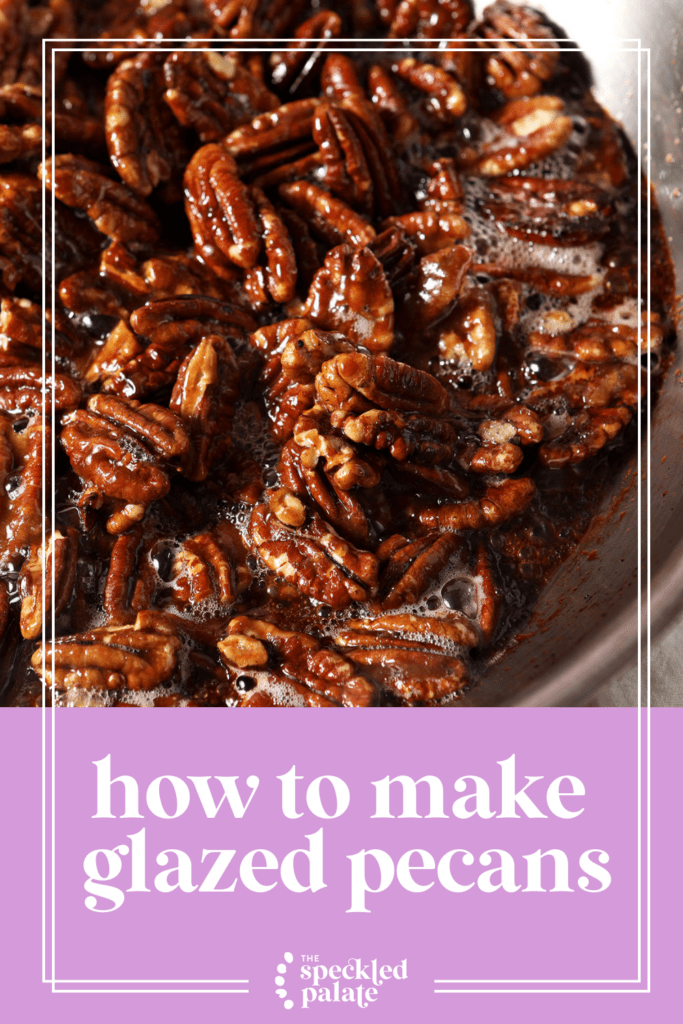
[0,173,41,292]
[537,406,632,469]
[218,615,377,707]
[61,394,189,532]
[336,613,470,703]
[400,243,472,330]
[31,611,182,692]
[249,498,379,609]
[169,334,240,480]
[293,403,382,491]
[437,284,498,371]
[372,531,461,610]
[461,96,574,176]
[163,50,277,143]
[103,526,156,625]
[101,296,255,398]
[0,297,41,366]
[19,529,78,640]
[303,244,394,352]
[385,0,473,39]
[477,0,559,98]
[278,438,373,546]
[223,97,318,164]
[0,83,42,162]
[394,57,467,123]
[0,414,47,565]
[269,11,342,96]
[417,476,536,531]
[170,521,250,611]
[40,154,161,244]
[478,176,614,246]
[278,180,375,249]
[367,64,422,151]
[320,55,401,207]
[0,367,82,415]
[105,52,187,197]
[84,0,195,68]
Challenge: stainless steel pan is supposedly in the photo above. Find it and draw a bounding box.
[465,0,683,705]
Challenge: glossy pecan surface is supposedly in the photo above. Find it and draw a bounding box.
[0,1,675,708]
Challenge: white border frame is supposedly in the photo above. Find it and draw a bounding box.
[40,34,651,998]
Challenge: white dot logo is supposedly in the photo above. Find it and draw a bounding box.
[275,951,294,1010]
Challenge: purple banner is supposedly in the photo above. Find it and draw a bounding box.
[1,708,680,1022]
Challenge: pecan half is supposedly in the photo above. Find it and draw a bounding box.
[19,529,78,639]
[40,154,161,244]
[219,615,377,707]
[250,498,379,609]
[103,525,156,625]
[169,334,240,480]
[303,243,394,352]
[278,180,376,248]
[373,531,461,610]
[0,172,42,291]
[460,96,573,176]
[163,50,277,143]
[105,52,187,197]
[477,0,559,99]
[31,611,182,691]
[417,476,536,531]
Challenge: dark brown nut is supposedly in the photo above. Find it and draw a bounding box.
[163,50,277,143]
[0,297,42,366]
[437,285,498,370]
[0,173,42,292]
[344,644,469,703]
[58,269,132,320]
[528,316,660,367]
[278,439,373,546]
[384,210,470,256]
[526,361,639,413]
[171,522,250,610]
[102,296,255,399]
[264,329,353,441]
[0,367,82,415]
[538,406,633,469]
[367,64,422,151]
[250,500,379,609]
[313,101,373,215]
[367,225,417,287]
[140,251,234,301]
[418,476,536,531]
[338,609,479,650]
[477,0,559,99]
[0,415,47,565]
[61,395,188,530]
[294,404,382,491]
[303,244,394,353]
[169,334,240,481]
[320,55,402,207]
[31,611,182,692]
[275,205,321,292]
[395,57,467,122]
[385,0,473,38]
[248,185,297,305]
[40,154,161,245]
[474,261,601,299]
[373,531,461,610]
[223,98,318,161]
[400,244,473,330]
[0,578,8,644]
[477,176,614,247]
[460,96,573,176]
[103,526,156,625]
[219,616,377,707]
[269,11,342,96]
[278,180,376,249]
[85,321,143,385]
[0,119,42,163]
[19,529,78,639]
[317,351,450,422]
[184,143,260,275]
[342,407,457,465]
[105,52,187,197]
[202,0,260,36]
[100,242,150,298]
[388,459,470,500]
[251,316,314,358]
